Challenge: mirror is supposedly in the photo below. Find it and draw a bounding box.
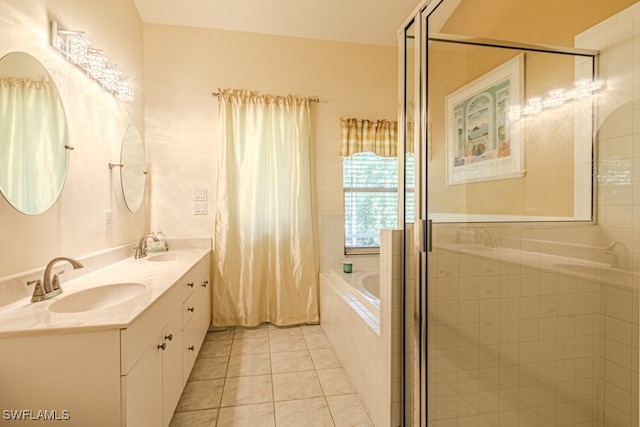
[427,39,596,222]
[0,51,70,215]
[120,125,146,212]
[423,0,609,222]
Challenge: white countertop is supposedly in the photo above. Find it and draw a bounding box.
[0,249,210,337]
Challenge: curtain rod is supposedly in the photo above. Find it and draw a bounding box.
[211,92,319,103]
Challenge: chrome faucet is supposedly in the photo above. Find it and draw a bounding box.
[135,234,159,259]
[28,257,84,302]
[606,241,629,269]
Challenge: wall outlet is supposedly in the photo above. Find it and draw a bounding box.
[104,210,113,232]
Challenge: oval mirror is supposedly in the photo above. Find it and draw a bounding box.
[120,125,146,212]
[0,51,70,215]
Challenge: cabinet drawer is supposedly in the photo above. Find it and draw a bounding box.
[182,257,210,301]
[182,291,197,328]
[182,274,196,301]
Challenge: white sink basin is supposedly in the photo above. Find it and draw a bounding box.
[48,283,146,314]
[147,252,188,262]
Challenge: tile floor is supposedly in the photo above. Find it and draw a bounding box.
[170,323,374,427]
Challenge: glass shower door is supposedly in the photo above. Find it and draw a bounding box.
[414,1,640,426]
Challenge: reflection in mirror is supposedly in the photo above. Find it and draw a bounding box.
[120,125,146,212]
[426,38,597,222]
[0,52,69,215]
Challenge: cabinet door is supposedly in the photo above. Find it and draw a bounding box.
[162,313,183,426]
[123,338,163,427]
[182,322,197,383]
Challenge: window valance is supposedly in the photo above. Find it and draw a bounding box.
[339,118,398,158]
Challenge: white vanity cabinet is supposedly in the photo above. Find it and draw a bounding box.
[0,250,212,427]
[121,255,211,426]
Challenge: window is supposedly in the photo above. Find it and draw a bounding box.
[405,152,415,224]
[343,152,414,253]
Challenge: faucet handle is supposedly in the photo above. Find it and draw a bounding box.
[28,280,45,300]
[52,270,66,290]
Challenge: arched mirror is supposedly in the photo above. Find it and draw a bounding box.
[120,125,146,212]
[0,51,70,215]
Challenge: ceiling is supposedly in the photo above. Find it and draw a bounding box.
[132,0,421,46]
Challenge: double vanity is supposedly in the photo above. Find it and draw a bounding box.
[0,46,208,426]
[0,247,211,426]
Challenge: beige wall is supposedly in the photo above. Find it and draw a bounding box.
[0,3,397,278]
[0,0,146,278]
[143,24,398,240]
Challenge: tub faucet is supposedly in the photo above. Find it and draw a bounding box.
[135,234,159,259]
[29,257,84,302]
[606,241,629,269]
[478,229,496,249]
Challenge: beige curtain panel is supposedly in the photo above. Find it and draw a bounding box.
[339,118,399,157]
[213,89,319,327]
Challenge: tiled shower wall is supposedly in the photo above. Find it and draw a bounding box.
[429,227,605,426]
[581,4,640,426]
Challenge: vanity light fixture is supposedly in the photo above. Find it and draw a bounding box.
[507,78,603,121]
[50,21,133,101]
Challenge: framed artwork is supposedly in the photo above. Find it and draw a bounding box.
[445,53,525,185]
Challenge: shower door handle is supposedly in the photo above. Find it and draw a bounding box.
[419,219,432,253]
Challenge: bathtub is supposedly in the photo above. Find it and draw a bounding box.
[318,228,401,426]
[352,270,380,298]
[320,268,383,423]
[332,269,380,315]
[327,269,380,326]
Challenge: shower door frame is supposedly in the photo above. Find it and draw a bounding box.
[400,1,601,426]
[399,2,431,426]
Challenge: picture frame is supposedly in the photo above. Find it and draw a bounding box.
[445,53,525,185]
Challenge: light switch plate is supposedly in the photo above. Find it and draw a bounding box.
[194,201,208,215]
[193,188,207,201]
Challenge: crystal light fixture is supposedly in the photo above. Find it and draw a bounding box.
[86,49,107,79]
[51,21,133,101]
[507,78,603,121]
